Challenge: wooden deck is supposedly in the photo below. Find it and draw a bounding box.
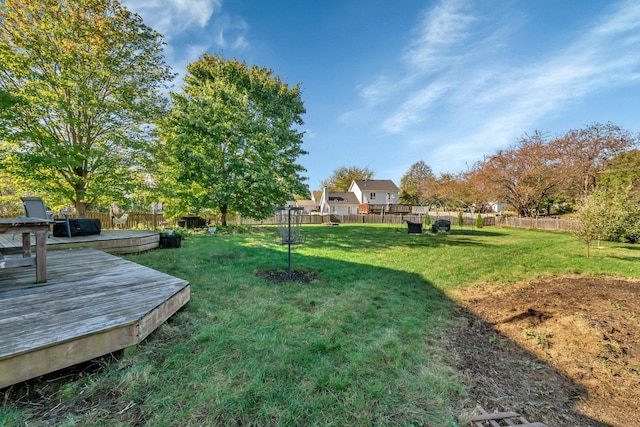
[0,229,160,255]
[0,248,190,389]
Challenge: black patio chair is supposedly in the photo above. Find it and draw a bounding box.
[22,197,72,238]
[431,219,451,233]
[404,220,423,234]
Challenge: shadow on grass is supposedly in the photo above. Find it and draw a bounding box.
[299,224,502,253]
[1,230,608,427]
[446,228,504,237]
[611,243,640,251]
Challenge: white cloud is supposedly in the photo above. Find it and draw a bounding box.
[123,0,250,85]
[358,75,394,104]
[590,0,640,37]
[339,0,477,127]
[356,0,640,162]
[212,14,249,50]
[460,0,640,151]
[402,0,476,71]
[126,0,221,38]
[382,82,450,133]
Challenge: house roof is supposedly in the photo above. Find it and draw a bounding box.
[351,180,400,192]
[326,192,359,205]
[311,191,322,202]
[296,200,318,208]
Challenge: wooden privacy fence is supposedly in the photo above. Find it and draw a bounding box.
[3,209,573,232]
[495,216,572,232]
[83,212,169,230]
[229,212,497,227]
[98,212,569,231]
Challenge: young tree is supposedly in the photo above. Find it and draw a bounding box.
[423,212,431,227]
[0,0,174,215]
[321,166,374,192]
[399,160,434,205]
[475,213,484,229]
[156,54,307,226]
[572,189,613,257]
[456,211,464,228]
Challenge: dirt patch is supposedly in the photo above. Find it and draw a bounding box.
[450,276,640,426]
[254,268,318,284]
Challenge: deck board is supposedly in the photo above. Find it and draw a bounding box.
[0,248,190,388]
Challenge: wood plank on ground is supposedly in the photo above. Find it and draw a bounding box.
[471,404,547,427]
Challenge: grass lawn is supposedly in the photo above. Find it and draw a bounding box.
[3,224,640,426]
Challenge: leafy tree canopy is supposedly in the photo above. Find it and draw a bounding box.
[598,149,640,196]
[0,0,174,214]
[571,187,640,256]
[399,160,434,205]
[554,122,637,198]
[321,165,374,192]
[482,131,562,217]
[155,54,308,226]
[0,88,20,111]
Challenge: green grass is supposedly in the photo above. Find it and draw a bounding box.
[4,224,640,426]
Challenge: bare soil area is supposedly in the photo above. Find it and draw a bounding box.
[254,268,318,284]
[450,276,640,426]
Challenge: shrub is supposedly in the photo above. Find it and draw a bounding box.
[476,213,484,229]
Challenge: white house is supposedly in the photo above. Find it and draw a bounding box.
[295,199,319,213]
[318,187,360,215]
[488,201,508,213]
[348,180,400,205]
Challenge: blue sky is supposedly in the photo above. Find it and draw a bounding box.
[124,0,640,191]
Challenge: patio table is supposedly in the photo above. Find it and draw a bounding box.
[0,217,53,283]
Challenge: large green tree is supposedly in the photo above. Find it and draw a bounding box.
[399,160,434,205]
[320,165,374,192]
[156,54,307,226]
[0,0,173,215]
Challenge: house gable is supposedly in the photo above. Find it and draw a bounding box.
[319,188,360,215]
[349,180,400,205]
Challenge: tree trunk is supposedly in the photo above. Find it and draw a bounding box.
[220,204,228,226]
[74,187,87,217]
[75,201,87,217]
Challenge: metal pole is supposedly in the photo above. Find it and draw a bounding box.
[287,208,292,279]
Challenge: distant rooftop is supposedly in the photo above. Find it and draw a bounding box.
[352,180,399,192]
[326,192,359,204]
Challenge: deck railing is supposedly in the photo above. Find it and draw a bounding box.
[358,204,412,214]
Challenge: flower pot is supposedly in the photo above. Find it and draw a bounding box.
[160,234,182,248]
